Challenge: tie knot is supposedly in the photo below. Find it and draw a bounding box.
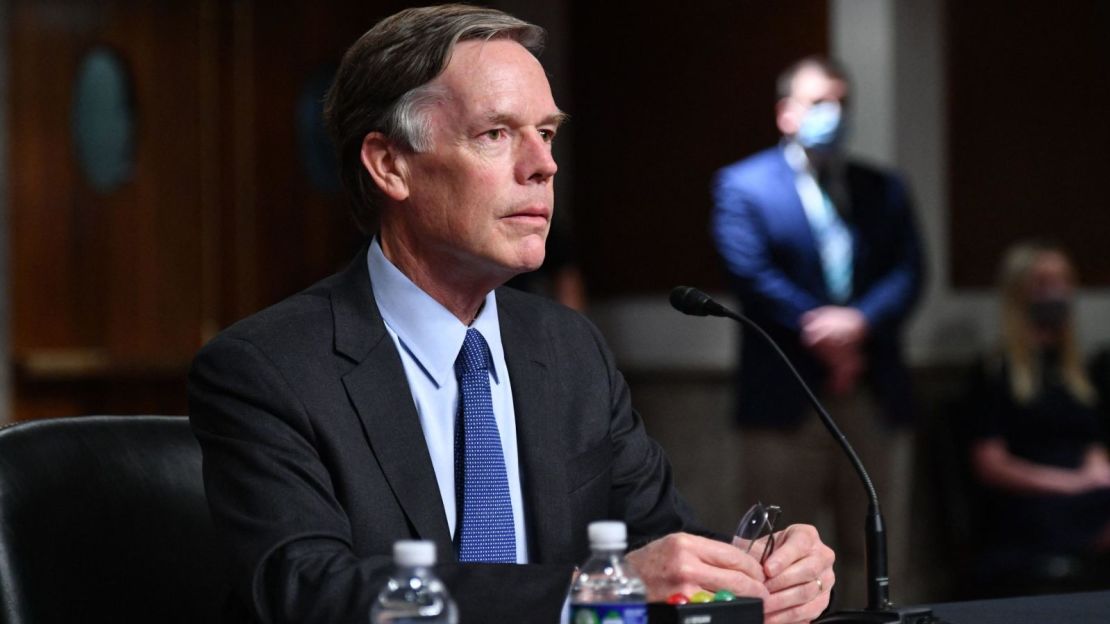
[456,328,490,375]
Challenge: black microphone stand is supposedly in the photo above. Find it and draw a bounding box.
[669,287,942,624]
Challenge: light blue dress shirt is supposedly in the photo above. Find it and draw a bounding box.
[784,141,854,303]
[367,239,529,563]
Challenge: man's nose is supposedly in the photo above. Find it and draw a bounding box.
[517,131,558,184]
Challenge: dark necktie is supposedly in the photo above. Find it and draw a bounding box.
[454,328,516,563]
[813,169,853,303]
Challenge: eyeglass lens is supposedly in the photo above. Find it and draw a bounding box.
[735,502,781,564]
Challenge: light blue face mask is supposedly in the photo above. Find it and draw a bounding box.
[796,101,845,150]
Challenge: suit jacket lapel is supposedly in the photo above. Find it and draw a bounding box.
[331,248,452,550]
[498,293,573,564]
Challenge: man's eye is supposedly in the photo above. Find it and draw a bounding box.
[539,128,556,143]
[483,129,506,141]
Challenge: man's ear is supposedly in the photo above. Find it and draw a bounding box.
[776,98,800,136]
[360,132,410,201]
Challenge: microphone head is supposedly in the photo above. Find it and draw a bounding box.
[669,286,713,316]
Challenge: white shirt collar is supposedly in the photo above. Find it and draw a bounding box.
[782,139,847,183]
[367,238,505,388]
[783,140,812,175]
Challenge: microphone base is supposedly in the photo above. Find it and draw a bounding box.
[814,605,945,624]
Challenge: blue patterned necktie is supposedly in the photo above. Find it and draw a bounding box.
[454,328,516,563]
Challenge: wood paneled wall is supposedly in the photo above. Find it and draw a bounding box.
[569,1,829,295]
[947,1,1110,287]
[6,1,400,420]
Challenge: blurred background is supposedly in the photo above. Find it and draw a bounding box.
[2,0,1109,605]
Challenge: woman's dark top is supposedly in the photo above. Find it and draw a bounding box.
[969,351,1103,469]
[966,350,1110,554]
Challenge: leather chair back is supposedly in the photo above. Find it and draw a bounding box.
[0,416,230,623]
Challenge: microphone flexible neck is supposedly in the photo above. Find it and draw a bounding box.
[720,307,880,508]
[670,287,898,613]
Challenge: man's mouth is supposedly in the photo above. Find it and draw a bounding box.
[501,206,551,226]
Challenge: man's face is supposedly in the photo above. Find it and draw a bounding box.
[776,66,849,138]
[393,39,562,285]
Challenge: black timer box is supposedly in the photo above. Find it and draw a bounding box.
[647,597,763,624]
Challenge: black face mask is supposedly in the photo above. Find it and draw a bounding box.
[1028,298,1070,331]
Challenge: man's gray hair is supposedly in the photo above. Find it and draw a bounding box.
[324,4,546,232]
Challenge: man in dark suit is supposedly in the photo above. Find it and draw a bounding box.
[190,6,835,624]
[711,57,923,607]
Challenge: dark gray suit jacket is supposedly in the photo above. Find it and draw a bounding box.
[189,248,702,623]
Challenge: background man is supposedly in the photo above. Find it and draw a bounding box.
[190,6,833,623]
[711,56,924,607]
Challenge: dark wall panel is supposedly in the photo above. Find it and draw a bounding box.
[6,1,396,420]
[9,2,209,419]
[947,1,1110,286]
[570,1,829,295]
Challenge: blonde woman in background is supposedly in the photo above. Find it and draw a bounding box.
[967,241,1110,571]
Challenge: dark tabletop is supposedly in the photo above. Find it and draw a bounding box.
[928,590,1110,624]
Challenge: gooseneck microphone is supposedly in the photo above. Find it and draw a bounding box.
[670,286,940,624]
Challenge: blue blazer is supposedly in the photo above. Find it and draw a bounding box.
[711,146,924,429]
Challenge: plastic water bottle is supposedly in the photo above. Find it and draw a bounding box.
[569,521,648,624]
[371,540,458,624]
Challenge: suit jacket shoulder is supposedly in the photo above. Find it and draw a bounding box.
[715,146,790,192]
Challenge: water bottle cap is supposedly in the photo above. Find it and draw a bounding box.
[588,520,627,549]
[393,540,436,567]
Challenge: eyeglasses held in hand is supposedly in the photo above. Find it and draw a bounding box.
[734,502,781,565]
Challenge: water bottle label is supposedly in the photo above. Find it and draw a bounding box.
[570,604,647,624]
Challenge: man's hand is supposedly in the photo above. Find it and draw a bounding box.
[801,306,867,352]
[756,524,835,624]
[626,532,769,603]
[802,306,869,395]
[628,528,833,624]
